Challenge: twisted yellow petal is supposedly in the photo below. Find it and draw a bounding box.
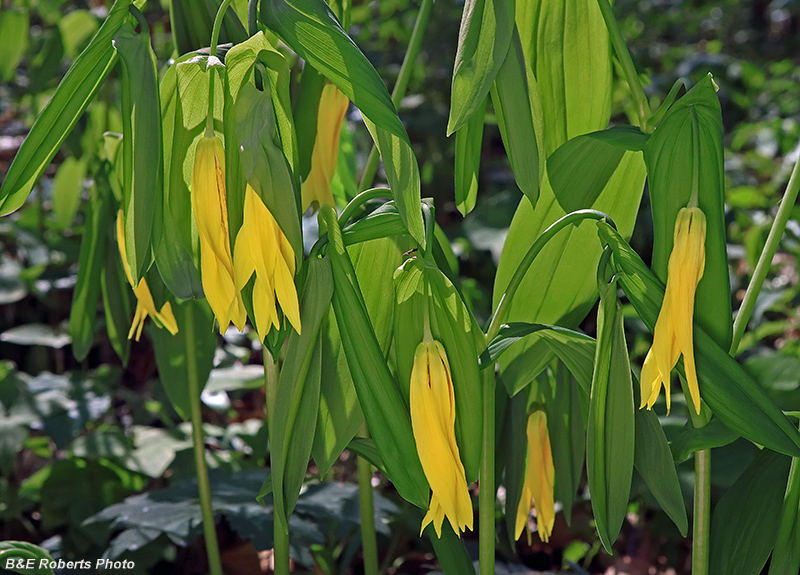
[514,410,555,543]
[191,136,246,333]
[233,185,301,340]
[410,341,473,538]
[115,211,178,341]
[301,83,349,211]
[640,206,706,414]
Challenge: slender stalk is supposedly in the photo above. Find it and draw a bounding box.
[486,210,614,340]
[338,188,392,227]
[357,423,379,575]
[264,347,290,575]
[478,366,496,575]
[357,0,434,190]
[730,149,800,355]
[692,449,711,575]
[186,306,224,575]
[596,0,651,132]
[205,0,236,137]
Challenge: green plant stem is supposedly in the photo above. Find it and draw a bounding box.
[357,423,379,575]
[338,187,392,227]
[264,347,290,575]
[205,0,236,137]
[486,210,614,340]
[478,365,496,575]
[357,0,434,191]
[692,449,711,575]
[596,0,650,132]
[186,307,224,575]
[730,151,800,355]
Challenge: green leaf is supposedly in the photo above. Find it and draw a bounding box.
[58,9,99,58]
[272,257,333,528]
[549,126,649,213]
[101,235,132,364]
[114,22,163,284]
[260,0,425,247]
[516,0,611,156]
[633,405,688,536]
[0,541,55,575]
[490,30,540,206]
[425,522,477,575]
[236,83,303,269]
[0,0,131,216]
[50,157,87,230]
[345,437,385,475]
[319,206,429,509]
[341,199,409,245]
[69,171,112,361]
[494,153,646,396]
[599,222,800,458]
[500,383,531,546]
[169,0,247,56]
[587,279,634,552]
[293,65,326,181]
[454,96,486,216]
[0,9,29,82]
[151,300,216,420]
[710,449,791,575]
[0,324,71,349]
[645,74,731,348]
[447,0,514,134]
[670,417,738,462]
[771,454,800,575]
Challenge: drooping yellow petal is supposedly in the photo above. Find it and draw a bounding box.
[515,411,555,543]
[191,136,246,333]
[301,83,349,211]
[115,210,179,340]
[640,206,707,415]
[233,185,301,338]
[410,341,473,538]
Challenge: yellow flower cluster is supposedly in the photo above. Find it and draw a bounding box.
[515,410,555,543]
[115,211,178,341]
[410,340,473,538]
[640,206,707,414]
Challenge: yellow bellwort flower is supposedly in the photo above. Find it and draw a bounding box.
[115,211,178,341]
[410,340,473,538]
[233,184,301,339]
[640,206,707,415]
[514,410,555,543]
[301,83,349,211]
[191,136,246,333]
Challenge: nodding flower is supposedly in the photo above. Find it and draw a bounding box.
[115,211,178,341]
[515,410,555,543]
[233,184,301,339]
[410,340,473,538]
[640,206,707,415]
[191,136,246,333]
[301,83,349,211]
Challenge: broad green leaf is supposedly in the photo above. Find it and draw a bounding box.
[670,417,738,462]
[0,541,55,575]
[447,0,514,134]
[169,0,247,56]
[599,222,800,457]
[319,206,429,509]
[101,237,132,364]
[293,65,326,180]
[151,299,216,421]
[586,279,634,552]
[490,30,540,205]
[500,383,531,546]
[114,22,163,283]
[58,9,98,58]
[494,153,646,396]
[272,257,333,529]
[394,257,483,481]
[516,0,611,156]
[549,126,649,213]
[633,404,688,536]
[771,454,800,575]
[425,522,477,575]
[0,0,131,216]
[50,157,86,230]
[260,0,425,247]
[646,74,731,348]
[346,437,385,475]
[69,171,112,361]
[0,9,29,82]
[236,83,303,269]
[454,97,486,216]
[341,200,409,245]
[710,449,791,575]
